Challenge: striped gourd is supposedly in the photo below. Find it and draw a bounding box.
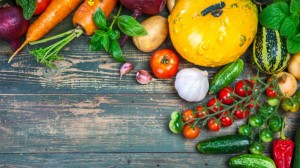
[251,26,290,74]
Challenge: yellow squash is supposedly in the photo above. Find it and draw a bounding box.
[169,0,258,67]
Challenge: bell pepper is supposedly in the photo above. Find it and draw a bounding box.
[169,111,183,133]
[273,115,294,168]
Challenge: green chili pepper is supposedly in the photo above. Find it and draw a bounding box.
[258,103,276,119]
[169,111,184,133]
[281,98,300,113]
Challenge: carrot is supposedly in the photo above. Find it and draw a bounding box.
[8,0,84,63]
[17,0,117,68]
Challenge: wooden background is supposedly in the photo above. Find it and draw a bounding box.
[0,2,299,167]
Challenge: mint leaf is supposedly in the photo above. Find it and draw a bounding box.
[259,2,289,30]
[274,0,291,3]
[117,16,147,36]
[290,0,300,13]
[109,40,125,63]
[293,33,300,41]
[16,0,36,20]
[287,38,300,53]
[280,15,299,38]
[94,7,107,30]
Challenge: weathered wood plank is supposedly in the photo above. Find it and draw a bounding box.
[0,153,235,168]
[0,94,299,153]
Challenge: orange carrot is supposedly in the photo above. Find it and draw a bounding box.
[8,0,84,63]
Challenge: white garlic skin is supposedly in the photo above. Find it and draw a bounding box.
[174,68,209,102]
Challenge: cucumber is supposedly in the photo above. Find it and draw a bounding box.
[209,58,244,94]
[197,134,250,154]
[293,129,300,168]
[229,154,276,168]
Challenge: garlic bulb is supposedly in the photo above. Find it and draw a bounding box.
[174,68,209,102]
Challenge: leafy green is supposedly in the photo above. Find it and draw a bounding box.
[93,7,107,30]
[290,0,300,13]
[287,38,300,54]
[279,15,299,38]
[16,0,36,20]
[117,16,147,36]
[109,40,125,63]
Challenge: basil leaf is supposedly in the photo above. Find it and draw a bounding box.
[258,2,289,30]
[287,38,300,53]
[107,29,120,40]
[16,0,36,20]
[280,15,299,38]
[290,0,300,14]
[109,40,125,63]
[90,34,104,51]
[94,7,107,30]
[117,16,147,36]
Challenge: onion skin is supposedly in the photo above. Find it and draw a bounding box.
[119,0,166,16]
[268,72,298,97]
[0,5,29,51]
[288,53,300,80]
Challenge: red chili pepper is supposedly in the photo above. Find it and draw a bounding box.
[273,115,294,168]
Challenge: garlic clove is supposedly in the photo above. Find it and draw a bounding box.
[120,62,134,80]
[136,70,153,84]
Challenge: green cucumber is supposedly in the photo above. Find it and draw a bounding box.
[209,58,244,94]
[229,154,276,168]
[197,134,250,154]
[293,129,300,168]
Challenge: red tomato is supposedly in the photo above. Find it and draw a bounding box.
[207,97,223,113]
[266,86,277,98]
[207,118,221,132]
[245,98,258,109]
[217,111,234,127]
[233,108,250,119]
[150,49,179,79]
[182,109,196,124]
[235,80,253,97]
[218,86,235,105]
[183,125,200,139]
[195,106,209,118]
[34,0,52,15]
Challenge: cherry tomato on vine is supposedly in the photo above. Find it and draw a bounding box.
[218,86,235,105]
[238,124,252,136]
[268,115,282,132]
[248,115,263,128]
[207,118,221,132]
[207,97,223,113]
[150,49,179,79]
[217,111,234,127]
[235,80,253,97]
[249,141,265,155]
[195,106,208,118]
[259,128,274,143]
[182,109,196,124]
[233,107,250,119]
[244,98,258,109]
[265,86,277,98]
[183,125,200,139]
[34,0,52,15]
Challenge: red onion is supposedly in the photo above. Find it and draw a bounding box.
[0,5,29,51]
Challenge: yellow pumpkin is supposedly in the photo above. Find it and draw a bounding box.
[169,0,258,67]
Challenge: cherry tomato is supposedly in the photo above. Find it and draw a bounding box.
[183,125,200,139]
[218,86,235,105]
[195,106,209,118]
[182,109,196,124]
[265,86,277,98]
[248,115,263,128]
[259,128,274,143]
[150,49,179,79]
[238,124,252,136]
[249,141,265,155]
[207,97,223,113]
[217,111,234,127]
[233,107,250,119]
[235,80,253,97]
[207,118,221,132]
[268,115,282,132]
[34,0,52,15]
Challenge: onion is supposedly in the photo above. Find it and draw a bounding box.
[268,72,298,97]
[287,52,300,80]
[0,5,29,51]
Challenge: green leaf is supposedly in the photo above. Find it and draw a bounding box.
[109,39,125,63]
[293,33,300,41]
[117,16,147,36]
[89,30,107,51]
[93,7,107,30]
[287,38,300,53]
[107,29,120,40]
[258,2,289,30]
[274,0,291,3]
[16,0,36,20]
[290,0,300,13]
[280,15,299,38]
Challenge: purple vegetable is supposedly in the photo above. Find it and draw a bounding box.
[119,0,166,47]
[0,5,29,51]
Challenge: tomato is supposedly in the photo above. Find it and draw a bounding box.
[218,86,235,105]
[217,111,234,127]
[235,80,253,97]
[207,97,223,113]
[268,115,282,132]
[183,125,200,139]
[195,106,209,118]
[238,124,252,136]
[150,49,179,79]
[245,98,258,109]
[265,86,277,98]
[34,0,52,15]
[248,115,263,128]
[233,107,250,119]
[249,141,265,155]
[259,128,274,143]
[207,118,221,132]
[182,109,197,124]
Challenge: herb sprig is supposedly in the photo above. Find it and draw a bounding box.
[259,0,300,54]
[90,6,147,62]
